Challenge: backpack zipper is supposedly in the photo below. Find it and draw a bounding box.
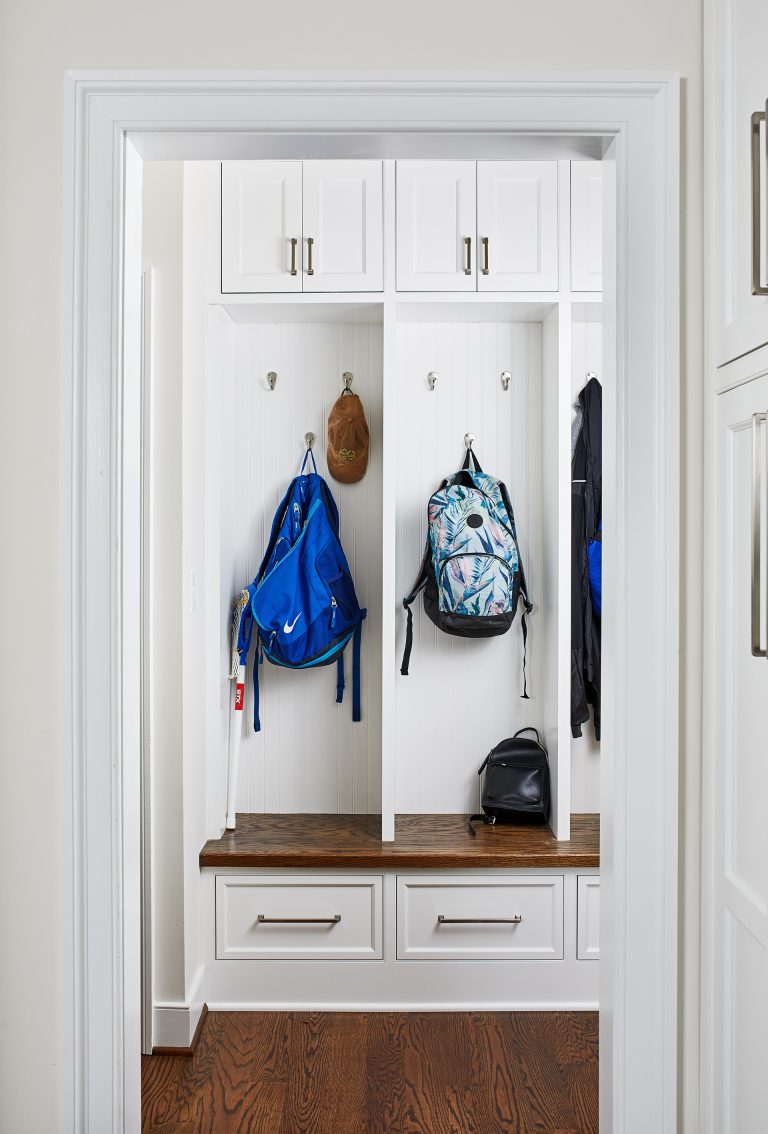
[438,551,515,583]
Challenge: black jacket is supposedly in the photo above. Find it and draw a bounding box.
[571,377,601,740]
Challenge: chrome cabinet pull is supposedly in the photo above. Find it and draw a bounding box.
[752,412,768,657]
[257,913,341,925]
[481,236,490,275]
[437,914,522,925]
[751,108,768,296]
[463,236,472,275]
[289,237,298,276]
[306,236,314,276]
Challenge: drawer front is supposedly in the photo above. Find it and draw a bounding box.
[216,875,382,960]
[397,875,564,960]
[577,876,600,960]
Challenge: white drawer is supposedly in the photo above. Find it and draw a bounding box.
[397,875,564,960]
[216,875,382,960]
[577,875,600,960]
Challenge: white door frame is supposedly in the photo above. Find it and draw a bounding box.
[60,71,680,1134]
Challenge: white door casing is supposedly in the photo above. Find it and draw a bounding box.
[61,72,679,1134]
[476,160,559,291]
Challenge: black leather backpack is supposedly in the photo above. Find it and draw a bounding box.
[468,727,550,835]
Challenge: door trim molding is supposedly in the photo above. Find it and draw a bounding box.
[60,70,680,1133]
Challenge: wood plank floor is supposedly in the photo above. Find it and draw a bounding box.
[142,1011,598,1133]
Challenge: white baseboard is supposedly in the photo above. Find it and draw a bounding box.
[152,965,206,1049]
[206,1000,599,1013]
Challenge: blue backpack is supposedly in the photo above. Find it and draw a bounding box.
[401,445,532,696]
[236,450,366,731]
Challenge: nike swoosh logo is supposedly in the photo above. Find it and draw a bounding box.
[283,613,302,634]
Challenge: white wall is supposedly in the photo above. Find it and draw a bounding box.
[141,163,185,1003]
[0,5,702,1132]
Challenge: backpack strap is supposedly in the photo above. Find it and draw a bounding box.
[498,480,534,699]
[252,640,263,733]
[401,537,430,675]
[336,653,345,704]
[462,445,484,473]
[468,813,495,837]
[352,616,365,722]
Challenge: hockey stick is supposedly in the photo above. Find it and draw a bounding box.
[226,588,251,830]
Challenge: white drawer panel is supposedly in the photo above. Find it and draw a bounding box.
[577,876,600,960]
[397,875,564,960]
[216,875,382,960]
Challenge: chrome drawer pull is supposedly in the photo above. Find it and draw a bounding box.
[437,914,522,925]
[289,237,298,276]
[256,913,341,925]
[463,236,472,275]
[751,108,768,296]
[481,236,490,275]
[752,411,768,657]
[306,236,314,276]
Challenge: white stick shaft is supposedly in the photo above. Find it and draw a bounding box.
[225,663,246,830]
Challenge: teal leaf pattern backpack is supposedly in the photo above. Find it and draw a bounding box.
[401,445,533,696]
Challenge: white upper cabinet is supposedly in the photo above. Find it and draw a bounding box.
[221,161,302,293]
[570,162,603,292]
[711,0,768,364]
[476,161,559,291]
[396,161,477,292]
[302,161,383,293]
[221,160,383,293]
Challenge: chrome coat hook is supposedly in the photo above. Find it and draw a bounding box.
[342,371,354,393]
[501,371,511,391]
[428,371,438,391]
[305,431,316,450]
[267,371,277,391]
[464,432,475,450]
[586,370,598,381]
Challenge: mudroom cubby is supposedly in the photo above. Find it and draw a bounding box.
[163,154,604,1020]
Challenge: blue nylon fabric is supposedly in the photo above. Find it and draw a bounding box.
[243,459,366,732]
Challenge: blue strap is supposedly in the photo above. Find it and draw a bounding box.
[253,641,262,732]
[300,448,318,475]
[336,654,345,704]
[352,616,365,722]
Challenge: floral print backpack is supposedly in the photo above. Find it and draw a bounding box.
[400,443,533,697]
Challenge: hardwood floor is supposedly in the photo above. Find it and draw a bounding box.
[142,1011,598,1133]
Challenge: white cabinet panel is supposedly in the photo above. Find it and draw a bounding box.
[302,161,383,292]
[711,0,768,363]
[570,162,603,292]
[397,875,563,960]
[477,161,559,292]
[703,372,768,1130]
[216,875,382,960]
[577,876,600,959]
[221,161,302,293]
[396,161,477,291]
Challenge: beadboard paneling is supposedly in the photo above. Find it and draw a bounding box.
[394,321,544,814]
[226,320,383,815]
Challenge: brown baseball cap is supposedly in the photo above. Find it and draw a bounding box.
[327,392,369,484]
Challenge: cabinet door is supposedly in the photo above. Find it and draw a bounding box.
[476,161,558,291]
[702,370,768,1131]
[396,161,477,291]
[711,0,768,364]
[221,162,302,293]
[301,161,383,292]
[570,162,603,292]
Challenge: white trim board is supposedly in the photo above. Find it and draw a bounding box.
[152,966,206,1050]
[61,71,680,1134]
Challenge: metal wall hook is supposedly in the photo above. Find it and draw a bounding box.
[305,432,316,451]
[267,371,277,391]
[464,432,475,450]
[501,371,511,391]
[428,371,438,391]
[342,371,354,393]
[586,370,598,381]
